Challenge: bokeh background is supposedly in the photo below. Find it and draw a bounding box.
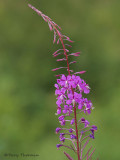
[0,0,120,159]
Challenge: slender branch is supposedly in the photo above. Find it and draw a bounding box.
[73,103,81,160]
[83,146,92,159]
[81,138,91,159]
[87,148,95,160]
[65,138,77,150]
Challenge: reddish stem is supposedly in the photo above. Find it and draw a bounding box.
[74,103,81,160]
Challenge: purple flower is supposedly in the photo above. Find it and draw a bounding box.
[60,120,66,126]
[62,105,68,114]
[81,117,85,123]
[56,88,66,106]
[60,133,65,136]
[90,125,97,134]
[56,99,62,106]
[60,137,65,142]
[59,133,65,142]
[84,85,90,94]
[79,80,90,94]
[66,92,82,105]
[91,125,97,131]
[56,128,61,134]
[69,128,73,133]
[56,144,63,148]
[70,134,77,139]
[70,118,75,125]
[58,115,65,121]
[57,107,61,115]
[62,109,68,114]
[58,74,71,88]
[83,98,93,114]
[84,120,90,127]
[58,115,66,126]
[81,117,90,127]
[71,75,82,88]
[89,134,95,139]
[89,125,97,139]
[78,102,83,109]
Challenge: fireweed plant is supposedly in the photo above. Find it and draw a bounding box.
[28,4,98,160]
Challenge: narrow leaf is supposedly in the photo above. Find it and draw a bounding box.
[74,71,86,74]
[64,152,73,160]
[52,67,66,71]
[57,58,66,61]
[82,138,91,152]
[53,52,62,57]
[65,44,72,48]
[63,35,74,43]
[69,61,76,65]
[83,146,92,159]
[88,148,95,159]
[69,52,81,56]
[55,74,61,77]
[53,49,64,55]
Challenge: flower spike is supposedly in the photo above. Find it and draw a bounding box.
[28,4,98,160]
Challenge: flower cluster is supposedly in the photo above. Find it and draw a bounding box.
[55,74,92,117]
[55,74,97,151]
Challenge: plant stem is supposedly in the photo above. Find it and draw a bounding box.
[73,103,81,160]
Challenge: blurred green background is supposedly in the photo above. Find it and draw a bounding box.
[0,0,120,159]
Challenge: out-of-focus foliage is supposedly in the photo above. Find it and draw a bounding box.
[0,0,120,159]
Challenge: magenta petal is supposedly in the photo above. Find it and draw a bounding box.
[56,99,62,106]
[67,75,71,81]
[69,105,73,109]
[87,109,91,114]
[63,109,67,114]
[61,74,66,80]
[66,100,72,105]
[64,105,69,109]
[78,104,82,109]
[54,84,59,89]
[84,88,90,94]
[57,109,61,114]
[55,89,61,95]
[71,119,75,125]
